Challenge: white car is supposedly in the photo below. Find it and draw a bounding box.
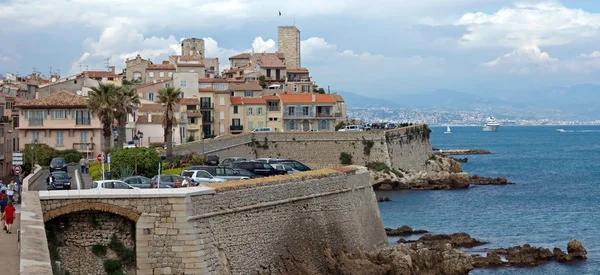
[272,164,301,174]
[180,170,227,185]
[338,125,363,132]
[252,127,273,133]
[91,180,139,189]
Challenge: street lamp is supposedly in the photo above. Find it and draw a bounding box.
[30,139,37,169]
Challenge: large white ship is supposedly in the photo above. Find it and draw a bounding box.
[483,116,500,132]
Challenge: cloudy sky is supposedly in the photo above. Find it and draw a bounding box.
[1,0,600,98]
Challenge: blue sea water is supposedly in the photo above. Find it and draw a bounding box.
[376,125,600,274]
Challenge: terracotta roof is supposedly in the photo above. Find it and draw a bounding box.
[335,95,344,102]
[136,79,172,89]
[180,98,200,105]
[147,64,175,70]
[198,87,215,92]
[198,78,228,83]
[187,111,202,118]
[252,53,286,68]
[138,103,164,113]
[177,63,204,67]
[137,115,165,124]
[227,79,245,83]
[16,91,87,108]
[229,81,262,91]
[230,97,243,105]
[242,97,266,105]
[230,52,285,59]
[287,68,309,73]
[82,71,120,79]
[279,93,336,104]
[262,95,280,101]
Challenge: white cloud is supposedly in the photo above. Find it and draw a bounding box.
[454,2,600,49]
[68,53,90,75]
[0,55,9,63]
[578,51,600,59]
[251,37,276,53]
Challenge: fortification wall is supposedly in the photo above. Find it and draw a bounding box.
[192,166,387,274]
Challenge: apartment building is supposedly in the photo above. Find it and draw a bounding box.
[229,81,263,98]
[146,62,175,83]
[279,93,340,132]
[15,91,102,157]
[179,98,202,141]
[229,97,269,134]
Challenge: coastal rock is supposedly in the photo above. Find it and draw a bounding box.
[449,157,468,163]
[469,175,515,185]
[416,233,486,249]
[567,239,587,259]
[324,244,473,275]
[377,197,392,202]
[385,225,428,236]
[436,149,491,156]
[473,241,587,268]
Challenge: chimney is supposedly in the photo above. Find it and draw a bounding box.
[148,112,152,122]
[312,93,315,102]
[108,66,115,73]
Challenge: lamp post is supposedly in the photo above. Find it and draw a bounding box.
[87,137,93,160]
[30,139,37,169]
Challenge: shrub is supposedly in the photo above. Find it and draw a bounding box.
[110,147,161,178]
[58,149,83,164]
[335,121,346,131]
[366,162,404,178]
[103,259,122,274]
[24,144,57,167]
[339,152,353,165]
[90,162,108,181]
[362,140,374,156]
[162,167,187,176]
[187,135,195,142]
[92,244,107,256]
[148,142,165,149]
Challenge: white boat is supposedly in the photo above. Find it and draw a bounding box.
[444,126,452,134]
[483,116,500,132]
[556,129,565,132]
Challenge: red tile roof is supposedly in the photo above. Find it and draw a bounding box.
[198,87,215,92]
[335,95,344,102]
[198,78,228,83]
[229,96,266,105]
[287,68,309,73]
[82,71,120,78]
[278,93,336,104]
[230,52,285,59]
[180,98,200,105]
[147,64,175,70]
[186,111,202,118]
[16,91,87,108]
[230,96,243,105]
[252,53,286,68]
[139,103,164,113]
[177,63,204,67]
[262,95,280,101]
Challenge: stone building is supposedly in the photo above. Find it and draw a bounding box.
[278,26,301,68]
[146,62,175,83]
[125,54,151,83]
[181,38,205,59]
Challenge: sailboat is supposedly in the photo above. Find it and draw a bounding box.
[444,126,452,134]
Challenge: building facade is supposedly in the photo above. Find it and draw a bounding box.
[278,26,301,68]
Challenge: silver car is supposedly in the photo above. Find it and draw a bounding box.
[272,164,300,174]
[91,180,138,189]
[181,170,227,184]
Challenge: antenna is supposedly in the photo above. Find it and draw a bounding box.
[104,58,110,71]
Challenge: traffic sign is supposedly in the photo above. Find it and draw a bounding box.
[13,166,22,175]
[12,160,23,165]
[107,153,111,164]
[12,156,23,161]
[12,152,23,157]
[97,153,105,162]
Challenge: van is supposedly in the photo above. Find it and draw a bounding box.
[230,161,287,177]
[338,125,363,132]
[187,166,251,180]
[252,127,273,133]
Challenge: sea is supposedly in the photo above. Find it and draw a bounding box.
[376,125,600,274]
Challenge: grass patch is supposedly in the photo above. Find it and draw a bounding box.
[339,152,353,165]
[366,162,404,178]
[103,259,123,274]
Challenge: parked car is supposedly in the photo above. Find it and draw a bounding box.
[232,168,258,179]
[220,157,248,167]
[49,157,68,172]
[338,125,363,132]
[48,171,72,190]
[385,123,397,129]
[150,174,180,188]
[363,124,372,131]
[254,158,282,163]
[91,180,138,189]
[252,127,273,133]
[204,155,220,166]
[121,176,171,188]
[180,170,227,184]
[230,161,287,177]
[371,122,386,129]
[272,164,300,174]
[187,166,250,181]
[269,159,312,171]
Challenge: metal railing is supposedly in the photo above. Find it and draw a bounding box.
[267,107,280,112]
[200,102,214,109]
[230,125,243,131]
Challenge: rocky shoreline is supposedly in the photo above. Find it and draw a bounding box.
[469,174,515,185]
[434,149,492,156]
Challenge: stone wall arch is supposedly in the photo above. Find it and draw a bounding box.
[43,202,141,223]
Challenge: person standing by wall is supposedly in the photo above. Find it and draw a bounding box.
[79,157,86,174]
[4,200,15,234]
[85,159,90,174]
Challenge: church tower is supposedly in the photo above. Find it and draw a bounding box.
[181,38,205,59]
[277,26,301,68]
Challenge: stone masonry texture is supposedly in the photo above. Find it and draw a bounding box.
[278,26,301,68]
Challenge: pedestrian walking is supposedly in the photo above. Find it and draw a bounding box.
[79,157,86,174]
[4,200,15,234]
[85,158,90,174]
[0,190,7,231]
[7,181,15,201]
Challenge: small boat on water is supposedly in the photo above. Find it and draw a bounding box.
[556,129,565,132]
[483,116,500,132]
[444,126,452,134]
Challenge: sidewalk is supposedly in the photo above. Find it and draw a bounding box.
[80,170,93,189]
[0,204,21,275]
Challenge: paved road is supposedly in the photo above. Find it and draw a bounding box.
[0,205,20,275]
[30,165,80,191]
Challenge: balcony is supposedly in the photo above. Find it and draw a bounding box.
[11,109,18,115]
[73,142,95,152]
[200,102,214,110]
[284,112,312,118]
[267,106,280,112]
[0,116,9,123]
[230,125,243,132]
[202,116,214,124]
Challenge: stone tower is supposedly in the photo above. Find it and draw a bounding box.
[278,26,301,68]
[181,38,205,59]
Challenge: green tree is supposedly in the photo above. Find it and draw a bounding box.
[313,87,326,94]
[109,147,161,178]
[114,85,140,148]
[121,78,142,86]
[157,86,181,159]
[88,83,118,153]
[258,75,267,88]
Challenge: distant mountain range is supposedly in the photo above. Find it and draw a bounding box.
[336,84,600,119]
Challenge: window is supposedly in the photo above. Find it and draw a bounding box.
[285,120,299,131]
[302,106,310,116]
[220,111,224,120]
[248,121,254,130]
[232,118,240,126]
[266,69,271,77]
[220,124,225,133]
[233,106,238,114]
[215,83,226,91]
[133,72,141,80]
[51,110,67,119]
[258,121,263,128]
[257,108,264,115]
[80,131,88,150]
[168,72,173,77]
[149,71,154,77]
[181,80,187,86]
[189,117,197,124]
[247,108,253,115]
[319,120,330,130]
[199,83,211,88]
[32,131,40,143]
[148,93,155,101]
[187,105,197,111]
[287,106,295,116]
[74,110,91,125]
[302,85,309,92]
[56,131,64,147]
[230,91,234,96]
[27,110,45,126]
[180,92,184,98]
[244,91,253,97]
[159,72,165,77]
[219,97,224,105]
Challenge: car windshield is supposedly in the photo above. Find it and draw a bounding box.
[182,171,194,177]
[196,171,212,178]
[51,159,65,165]
[52,173,69,180]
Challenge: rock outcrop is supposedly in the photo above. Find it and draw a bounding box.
[323,243,474,275]
[469,175,515,185]
[473,240,587,268]
[371,155,469,190]
[449,157,468,163]
[398,233,486,249]
[436,149,491,156]
[385,225,428,236]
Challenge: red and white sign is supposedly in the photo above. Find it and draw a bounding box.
[13,165,22,175]
[97,153,106,162]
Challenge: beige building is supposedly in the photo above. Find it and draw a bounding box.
[278,26,301,68]
[228,53,285,69]
[125,54,151,83]
[15,91,102,157]
[136,80,173,102]
[284,68,314,93]
[229,81,263,98]
[181,38,205,59]
[279,93,340,132]
[146,62,175,83]
[229,97,268,134]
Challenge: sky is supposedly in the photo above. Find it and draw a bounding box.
[2,0,600,98]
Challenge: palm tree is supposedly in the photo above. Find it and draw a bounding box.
[122,78,142,86]
[157,86,181,159]
[88,83,118,153]
[114,85,140,148]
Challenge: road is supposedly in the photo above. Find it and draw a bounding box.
[29,165,80,191]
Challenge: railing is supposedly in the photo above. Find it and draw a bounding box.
[200,103,214,109]
[287,78,311,82]
[202,116,214,123]
[315,113,333,117]
[284,113,313,118]
[73,142,94,151]
[267,107,280,112]
[334,112,343,117]
[230,125,243,131]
